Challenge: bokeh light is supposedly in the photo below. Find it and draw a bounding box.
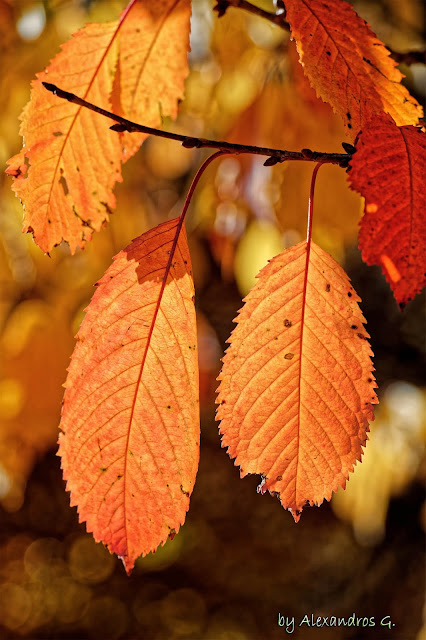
[0,0,424,638]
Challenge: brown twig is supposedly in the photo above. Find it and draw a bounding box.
[213,0,289,30]
[215,0,426,66]
[389,48,426,66]
[42,83,351,168]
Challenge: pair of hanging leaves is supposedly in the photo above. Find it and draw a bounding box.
[284,0,425,307]
[6,0,424,572]
[7,0,191,254]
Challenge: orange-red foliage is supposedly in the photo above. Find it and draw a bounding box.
[217,241,378,520]
[6,0,190,254]
[58,219,199,574]
[349,119,426,307]
[284,0,423,137]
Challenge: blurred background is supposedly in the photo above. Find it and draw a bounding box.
[0,0,425,638]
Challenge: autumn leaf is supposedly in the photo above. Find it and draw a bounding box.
[58,218,199,574]
[118,0,191,162]
[6,20,121,254]
[6,0,191,254]
[217,241,377,520]
[284,0,423,137]
[349,119,426,308]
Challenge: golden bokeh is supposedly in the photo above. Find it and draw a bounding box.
[0,0,424,638]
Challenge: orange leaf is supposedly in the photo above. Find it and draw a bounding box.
[118,0,191,162]
[217,241,377,521]
[58,219,199,574]
[7,21,121,254]
[349,119,426,307]
[6,0,191,254]
[284,0,423,137]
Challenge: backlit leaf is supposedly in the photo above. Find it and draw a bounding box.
[217,241,377,521]
[6,0,191,254]
[6,20,121,254]
[349,119,426,307]
[58,219,199,574]
[118,0,191,162]
[284,0,423,136]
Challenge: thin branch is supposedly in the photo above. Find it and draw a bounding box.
[42,83,351,168]
[213,0,289,30]
[215,0,426,66]
[389,48,426,66]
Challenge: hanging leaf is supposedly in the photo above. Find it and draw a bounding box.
[349,119,426,308]
[58,218,199,574]
[284,0,423,137]
[217,241,377,521]
[6,20,121,254]
[118,0,191,162]
[6,0,191,254]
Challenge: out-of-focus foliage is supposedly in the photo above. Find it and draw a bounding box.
[333,381,426,545]
[0,0,425,638]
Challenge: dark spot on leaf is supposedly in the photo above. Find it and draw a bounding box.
[351,325,357,329]
[53,131,63,137]
[348,292,352,297]
[325,283,331,292]
[284,353,294,360]
[180,485,190,498]
[276,475,282,481]
[59,175,69,196]
[100,467,107,472]
[357,333,365,339]
[284,319,292,327]
[326,50,331,56]
[117,475,123,480]
[348,123,352,129]
[346,112,351,120]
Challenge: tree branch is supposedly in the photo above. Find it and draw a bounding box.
[389,48,426,66]
[213,0,289,30]
[42,83,351,168]
[214,0,426,66]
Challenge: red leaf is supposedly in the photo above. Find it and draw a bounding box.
[284,0,423,137]
[349,119,426,307]
[58,219,199,573]
[217,241,377,521]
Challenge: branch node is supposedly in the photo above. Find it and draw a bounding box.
[213,1,230,18]
[301,148,314,159]
[182,138,199,149]
[264,156,280,166]
[110,123,128,133]
[341,142,356,155]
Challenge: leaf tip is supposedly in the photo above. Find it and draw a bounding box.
[119,555,135,576]
[289,508,302,523]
